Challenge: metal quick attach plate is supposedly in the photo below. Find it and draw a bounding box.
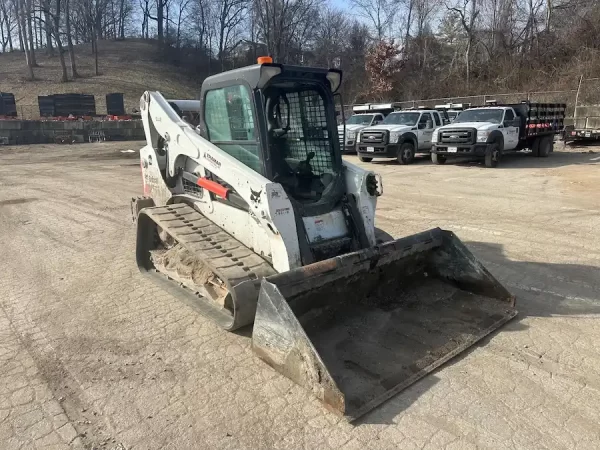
[135,203,275,330]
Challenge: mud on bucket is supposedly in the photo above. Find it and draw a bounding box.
[251,228,517,420]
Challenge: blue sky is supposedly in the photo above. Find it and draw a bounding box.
[331,0,353,12]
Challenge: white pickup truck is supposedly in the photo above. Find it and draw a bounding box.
[431,103,565,167]
[356,109,445,164]
[338,113,385,153]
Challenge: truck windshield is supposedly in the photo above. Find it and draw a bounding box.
[455,109,504,124]
[346,114,374,125]
[382,112,420,126]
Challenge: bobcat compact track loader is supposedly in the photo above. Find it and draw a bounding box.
[132,57,517,420]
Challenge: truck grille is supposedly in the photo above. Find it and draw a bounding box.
[439,129,475,144]
[361,130,387,144]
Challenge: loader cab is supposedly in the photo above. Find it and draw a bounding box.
[199,59,345,209]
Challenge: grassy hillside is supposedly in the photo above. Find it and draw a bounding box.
[0,39,200,118]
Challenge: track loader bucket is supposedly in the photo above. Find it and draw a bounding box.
[252,228,516,421]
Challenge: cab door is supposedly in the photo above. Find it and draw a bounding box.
[502,109,519,150]
[417,113,434,150]
[371,114,384,125]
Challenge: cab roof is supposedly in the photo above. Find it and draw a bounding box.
[201,63,334,92]
[392,109,439,113]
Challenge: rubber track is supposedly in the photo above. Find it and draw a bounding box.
[138,203,275,330]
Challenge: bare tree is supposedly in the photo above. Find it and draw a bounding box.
[192,0,209,50]
[414,0,438,36]
[214,0,247,70]
[0,0,15,51]
[118,0,126,38]
[16,0,35,78]
[174,0,191,48]
[153,0,168,41]
[313,6,347,67]
[350,0,398,40]
[140,0,151,38]
[253,0,317,63]
[447,0,479,90]
[65,0,79,77]
[24,0,36,64]
[53,0,69,81]
[41,0,54,54]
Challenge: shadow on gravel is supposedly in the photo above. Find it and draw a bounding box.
[365,155,433,166]
[0,197,39,206]
[496,149,599,169]
[359,239,600,425]
[353,146,599,169]
[76,150,139,161]
[466,240,600,318]
[428,149,599,169]
[0,145,142,165]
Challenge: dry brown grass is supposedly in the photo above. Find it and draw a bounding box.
[0,39,200,118]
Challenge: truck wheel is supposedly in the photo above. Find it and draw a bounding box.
[539,136,553,157]
[431,153,446,165]
[397,142,415,165]
[485,143,500,168]
[359,156,373,162]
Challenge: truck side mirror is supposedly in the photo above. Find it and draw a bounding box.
[426,120,433,129]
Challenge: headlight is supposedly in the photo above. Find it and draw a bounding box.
[477,130,491,142]
[431,129,439,143]
[346,131,356,140]
[389,132,400,143]
[356,133,361,143]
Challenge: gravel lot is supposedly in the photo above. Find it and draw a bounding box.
[0,141,599,450]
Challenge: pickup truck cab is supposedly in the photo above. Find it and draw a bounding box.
[431,103,565,167]
[357,109,444,164]
[338,113,385,153]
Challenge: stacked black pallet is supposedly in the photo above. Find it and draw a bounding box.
[53,94,96,116]
[0,92,17,117]
[38,96,55,117]
[38,94,97,117]
[106,93,125,116]
[512,102,567,135]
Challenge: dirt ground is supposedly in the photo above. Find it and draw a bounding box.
[0,141,599,450]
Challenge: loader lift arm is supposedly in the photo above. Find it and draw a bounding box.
[140,90,302,272]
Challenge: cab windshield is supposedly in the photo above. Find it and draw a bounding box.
[346,114,374,125]
[455,109,504,124]
[382,112,420,126]
[263,83,341,204]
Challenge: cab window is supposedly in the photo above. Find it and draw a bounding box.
[433,112,441,127]
[204,85,262,174]
[504,109,515,121]
[418,113,433,129]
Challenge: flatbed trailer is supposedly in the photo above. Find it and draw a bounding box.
[563,106,600,143]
